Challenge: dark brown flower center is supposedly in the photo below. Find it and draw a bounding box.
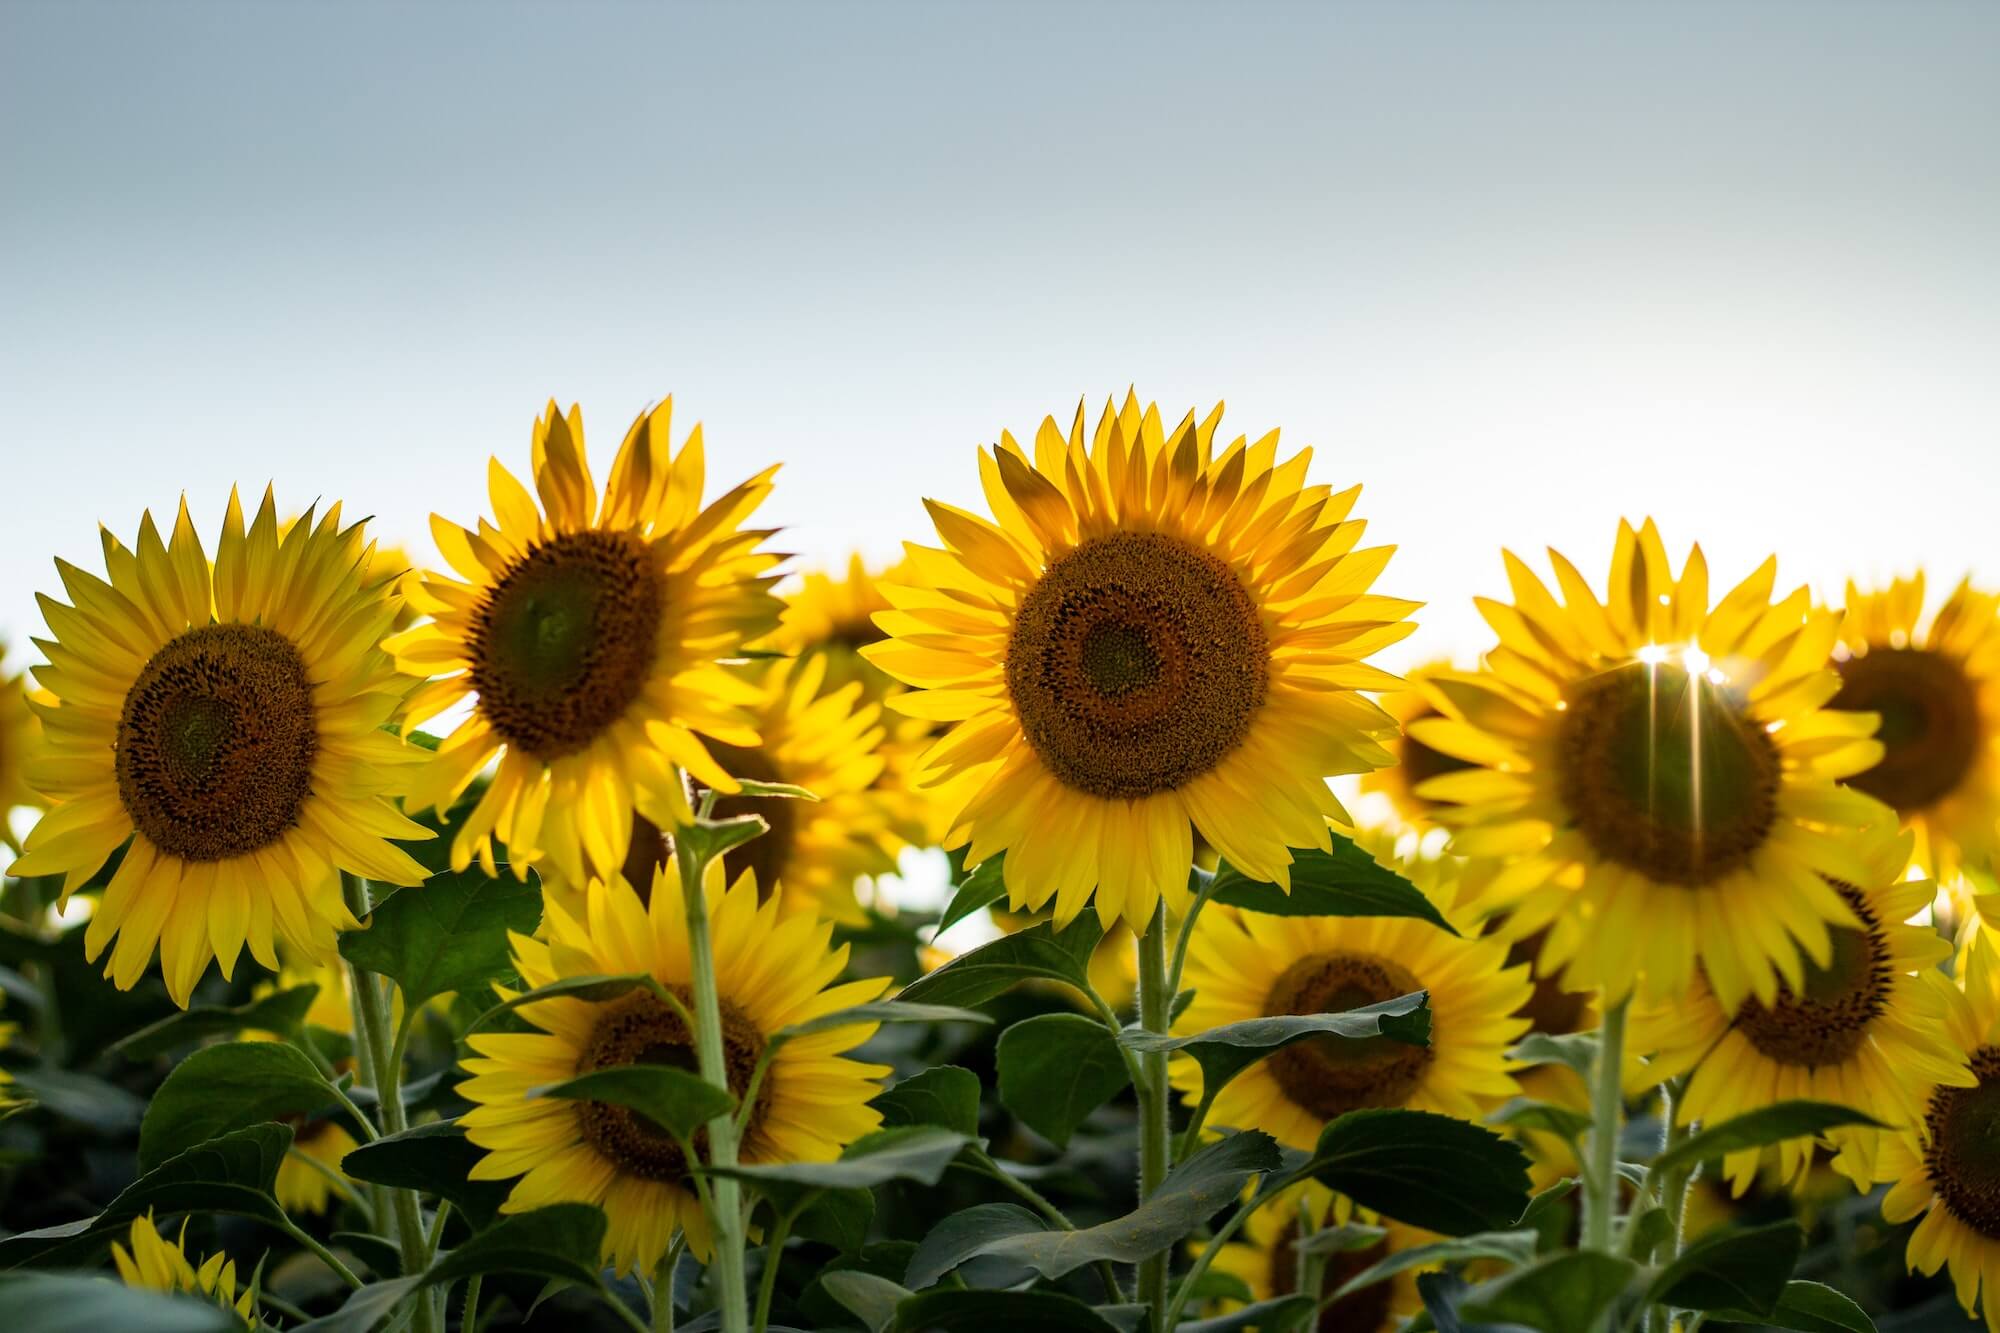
[576,989,767,1183]
[1833,647,1981,814]
[1268,1220,1395,1333]
[1006,531,1269,799]
[116,623,317,862]
[469,530,664,759]
[1506,931,1591,1036]
[696,745,796,896]
[1264,952,1432,1119]
[1927,1047,2000,1238]
[1731,882,1889,1066]
[1557,661,1779,885]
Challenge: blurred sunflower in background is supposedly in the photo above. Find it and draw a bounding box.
[1629,825,1970,1195]
[0,646,41,848]
[459,862,889,1272]
[1832,574,2000,883]
[241,961,362,1216]
[389,398,783,885]
[866,391,1414,931]
[112,1211,256,1322]
[1411,518,1889,1011]
[1356,660,1473,831]
[1201,1180,1426,1332]
[13,493,431,1005]
[759,552,895,693]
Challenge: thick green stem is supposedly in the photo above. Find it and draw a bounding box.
[461,1275,484,1333]
[1135,901,1172,1331]
[652,1236,686,1333]
[1583,995,1629,1254]
[751,1205,799,1333]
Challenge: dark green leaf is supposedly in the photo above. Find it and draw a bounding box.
[6,1068,146,1134]
[1510,1032,1597,1077]
[1293,1222,1387,1256]
[1650,1102,1887,1178]
[707,1127,973,1190]
[109,985,321,1060]
[1175,1296,1317,1333]
[820,1270,910,1333]
[1121,992,1428,1100]
[0,1124,292,1269]
[1181,1267,1258,1303]
[1517,1179,1577,1253]
[137,1040,335,1170]
[1489,1097,1592,1141]
[1459,1250,1638,1330]
[895,916,1105,1007]
[1624,1206,1672,1261]
[535,1063,734,1140]
[1331,1230,1540,1301]
[1210,839,1457,935]
[875,1066,982,1136]
[674,814,769,864]
[1305,1108,1531,1236]
[904,1203,1048,1289]
[340,1120,513,1229]
[0,1273,241,1333]
[936,858,1008,935]
[292,1276,422,1333]
[794,1188,875,1253]
[1417,1271,1470,1333]
[776,1001,990,1043]
[1709,1280,1878,1332]
[997,1013,1130,1148]
[332,1230,404,1280]
[1647,1220,1803,1315]
[461,972,656,1037]
[426,1203,609,1288]
[338,867,542,1007]
[891,1289,1122,1333]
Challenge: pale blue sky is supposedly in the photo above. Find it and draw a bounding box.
[5,1,1999,670]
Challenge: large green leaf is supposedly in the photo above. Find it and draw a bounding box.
[535,1063,735,1140]
[997,1013,1130,1148]
[875,1066,982,1136]
[137,1040,336,1170]
[1509,1032,1598,1078]
[1649,1102,1886,1177]
[1331,1229,1541,1301]
[706,1126,974,1191]
[340,1120,512,1229]
[905,1203,1048,1289]
[1647,1220,1803,1315]
[1489,1097,1592,1142]
[426,1203,609,1287]
[338,867,542,1006]
[890,1289,1123,1333]
[1210,839,1457,934]
[895,916,1105,1007]
[5,1068,146,1134]
[109,984,321,1060]
[1709,1280,1877,1332]
[1305,1108,1532,1236]
[1458,1250,1638,1330]
[935,857,1008,935]
[820,1270,912,1333]
[1176,1297,1318,1333]
[0,1274,242,1333]
[1120,992,1428,1100]
[291,1277,421,1333]
[794,1188,876,1253]
[0,1124,291,1269]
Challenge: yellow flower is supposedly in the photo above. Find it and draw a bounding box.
[759,553,897,695]
[1357,661,1476,830]
[1202,1180,1426,1332]
[14,493,432,1006]
[459,862,890,1274]
[388,398,783,886]
[1630,825,1970,1194]
[1173,895,1529,1152]
[1832,574,2000,881]
[0,645,41,836]
[111,1211,255,1321]
[276,1117,361,1217]
[864,392,1414,931]
[1411,518,1889,1011]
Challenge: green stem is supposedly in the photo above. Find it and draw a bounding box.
[277,1215,364,1290]
[1583,994,1629,1254]
[1166,867,1217,1002]
[1135,901,1172,1332]
[652,1235,686,1333]
[461,1275,483,1333]
[594,1279,654,1333]
[285,1145,372,1222]
[751,1204,801,1333]
[1162,1184,1265,1332]
[961,1153,1122,1303]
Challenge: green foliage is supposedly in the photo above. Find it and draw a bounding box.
[1711,1280,1879,1332]
[1209,838,1458,934]
[1457,1250,1640,1329]
[109,984,321,1060]
[339,1121,512,1229]
[874,1065,982,1135]
[337,867,542,1007]
[136,1040,337,1170]
[0,1273,243,1333]
[934,857,1009,934]
[535,1062,736,1140]
[1121,991,1429,1099]
[1647,1220,1805,1315]
[1648,1102,1887,1176]
[889,1288,1125,1332]
[895,915,1105,1007]
[997,1013,1130,1147]
[1303,1107,1533,1236]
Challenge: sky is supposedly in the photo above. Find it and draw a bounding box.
[5,0,1999,676]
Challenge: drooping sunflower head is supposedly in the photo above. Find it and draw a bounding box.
[1631,823,1970,1195]
[1173,898,1529,1152]
[1410,518,1892,1011]
[388,399,784,886]
[14,491,433,1006]
[459,859,890,1273]
[1832,573,2000,879]
[1356,661,1478,830]
[863,391,1415,931]
[111,1211,255,1322]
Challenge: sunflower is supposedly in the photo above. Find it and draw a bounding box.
[387,398,783,886]
[459,861,890,1273]
[863,391,1414,931]
[12,493,432,1006]
[111,1211,255,1322]
[759,553,897,694]
[1629,824,1969,1195]
[0,645,40,839]
[241,962,362,1216]
[1850,928,2000,1329]
[1832,574,2000,881]
[1356,661,1475,830]
[1202,1180,1426,1332]
[1409,518,1890,1011]
[0,996,18,1112]
[1173,897,1529,1152]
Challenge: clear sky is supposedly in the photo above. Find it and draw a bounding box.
[5,0,1999,673]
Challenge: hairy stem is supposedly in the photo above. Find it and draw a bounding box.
[1583,994,1629,1255]
[1135,901,1172,1330]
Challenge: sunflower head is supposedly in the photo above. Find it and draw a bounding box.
[14,490,432,1006]
[758,553,900,692]
[1356,661,1477,829]
[111,1211,255,1322]
[1410,518,1892,1010]
[1201,1180,1426,1332]
[0,647,41,826]
[459,859,889,1273]
[1832,573,2000,879]
[863,391,1414,932]
[388,399,784,887]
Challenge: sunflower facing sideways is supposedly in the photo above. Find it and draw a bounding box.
[1356,660,1475,831]
[1628,824,1970,1195]
[1201,1180,1427,1332]
[112,1211,256,1323]
[864,391,1415,931]
[459,861,890,1273]
[387,398,783,886]
[1409,519,1890,1011]
[13,493,432,1006]
[1832,573,2000,881]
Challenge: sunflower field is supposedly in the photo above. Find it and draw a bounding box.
[3,390,1998,1333]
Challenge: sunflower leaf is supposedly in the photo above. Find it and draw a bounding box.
[339,867,543,1008]
[1489,1096,1593,1142]
[424,1202,609,1289]
[109,984,321,1060]
[730,778,820,801]
[459,972,659,1037]
[1646,1220,1804,1314]
[997,1013,1131,1148]
[340,1120,513,1229]
[1509,1031,1598,1077]
[1648,1101,1888,1177]
[890,1289,1125,1333]
[1457,1250,1640,1329]
[675,814,769,865]
[1210,839,1458,935]
[904,1202,1049,1289]
[1118,992,1428,1101]
[534,1063,735,1141]
[137,1040,340,1170]
[1293,1222,1387,1256]
[774,1000,991,1044]
[4,1067,146,1135]
[703,1126,975,1191]
[291,1276,423,1333]
[894,915,1106,1007]
[1173,1296,1319,1333]
[0,1274,243,1333]
[1331,1229,1542,1302]
[820,1270,913,1333]
[1300,1108,1532,1236]
[875,1066,982,1136]
[934,858,1008,935]
[1706,1279,1878,1332]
